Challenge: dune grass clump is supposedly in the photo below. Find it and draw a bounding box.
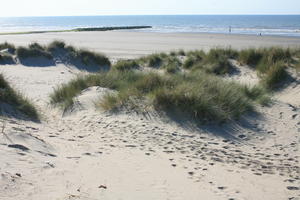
[0,42,16,54]
[183,50,205,69]
[260,62,288,89]
[178,49,186,56]
[238,49,263,66]
[238,47,295,90]
[149,53,167,67]
[204,56,235,75]
[169,50,186,57]
[241,85,270,105]
[113,60,139,71]
[183,56,200,69]
[239,48,292,70]
[50,76,93,109]
[163,57,182,73]
[140,53,168,68]
[50,70,267,122]
[11,40,111,67]
[16,43,52,59]
[50,53,272,122]
[50,47,300,121]
[50,71,142,110]
[78,49,111,66]
[100,71,264,122]
[263,47,292,64]
[256,48,292,73]
[170,51,177,56]
[75,49,111,66]
[0,74,39,119]
[187,49,235,75]
[153,72,258,122]
[47,40,111,67]
[206,48,238,62]
[47,40,66,51]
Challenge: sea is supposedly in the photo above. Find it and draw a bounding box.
[0,15,300,37]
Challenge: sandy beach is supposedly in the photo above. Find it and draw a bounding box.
[0,32,300,200]
[0,31,300,59]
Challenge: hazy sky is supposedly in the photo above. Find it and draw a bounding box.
[1,0,300,17]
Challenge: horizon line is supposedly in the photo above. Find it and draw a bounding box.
[1,14,300,18]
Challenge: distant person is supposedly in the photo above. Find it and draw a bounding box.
[259,33,262,36]
[229,26,232,33]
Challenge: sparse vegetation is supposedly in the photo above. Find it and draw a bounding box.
[0,74,39,119]
[50,75,95,109]
[260,62,288,89]
[204,56,235,75]
[47,40,111,67]
[113,60,139,71]
[47,40,66,51]
[163,56,181,73]
[48,46,300,123]
[11,41,111,70]
[74,49,111,67]
[206,48,238,61]
[1,42,296,123]
[140,53,168,68]
[51,68,269,122]
[239,49,263,66]
[16,43,52,59]
[183,50,205,69]
[178,49,186,56]
[0,42,16,53]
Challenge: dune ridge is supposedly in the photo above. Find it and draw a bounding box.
[0,39,299,200]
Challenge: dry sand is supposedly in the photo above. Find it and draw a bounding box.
[0,31,300,59]
[0,32,300,200]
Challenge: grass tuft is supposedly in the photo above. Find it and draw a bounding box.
[206,48,238,62]
[0,74,39,119]
[16,43,52,59]
[0,42,16,53]
[183,50,205,69]
[47,40,66,51]
[75,49,111,66]
[113,60,139,71]
[260,62,288,89]
[199,57,235,75]
[163,57,181,73]
[49,47,300,122]
[238,49,263,66]
[140,53,168,68]
[50,69,268,123]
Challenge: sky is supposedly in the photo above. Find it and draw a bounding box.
[1,0,300,17]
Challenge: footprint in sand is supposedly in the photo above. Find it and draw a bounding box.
[8,144,30,151]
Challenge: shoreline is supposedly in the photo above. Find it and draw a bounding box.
[1,28,300,39]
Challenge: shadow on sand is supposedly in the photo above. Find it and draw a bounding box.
[0,103,41,123]
[19,57,56,67]
[50,49,110,72]
[14,50,110,72]
[137,107,266,143]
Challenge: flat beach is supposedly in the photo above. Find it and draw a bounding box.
[0,31,300,58]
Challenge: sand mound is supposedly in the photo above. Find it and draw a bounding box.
[0,49,299,200]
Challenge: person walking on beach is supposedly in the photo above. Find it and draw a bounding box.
[229,26,232,33]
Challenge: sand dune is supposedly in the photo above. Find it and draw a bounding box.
[0,36,300,200]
